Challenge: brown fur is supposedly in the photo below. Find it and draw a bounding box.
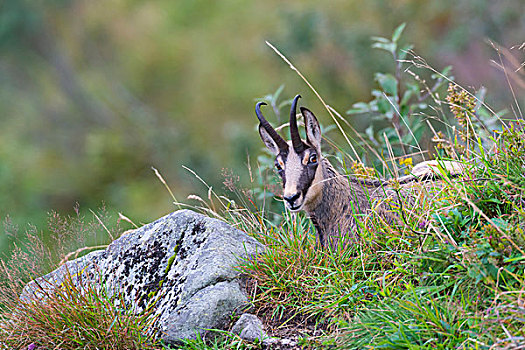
[303,158,431,250]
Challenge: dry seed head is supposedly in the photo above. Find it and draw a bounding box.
[446,84,476,142]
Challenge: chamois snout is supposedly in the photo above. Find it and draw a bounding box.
[280,146,319,211]
[283,192,302,211]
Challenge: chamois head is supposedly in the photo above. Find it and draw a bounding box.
[256,95,323,212]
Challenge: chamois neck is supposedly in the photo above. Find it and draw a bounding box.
[306,159,368,247]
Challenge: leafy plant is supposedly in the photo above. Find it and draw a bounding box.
[347,23,453,165]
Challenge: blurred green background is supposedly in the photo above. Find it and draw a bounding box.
[1,0,524,253]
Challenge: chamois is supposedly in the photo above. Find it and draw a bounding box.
[256,95,457,250]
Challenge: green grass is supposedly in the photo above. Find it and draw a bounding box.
[166,331,262,350]
[340,290,480,349]
[244,121,523,348]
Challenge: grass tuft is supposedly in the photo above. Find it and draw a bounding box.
[1,272,160,349]
[0,206,162,349]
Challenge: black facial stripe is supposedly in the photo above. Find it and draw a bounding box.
[276,150,289,184]
[299,155,318,198]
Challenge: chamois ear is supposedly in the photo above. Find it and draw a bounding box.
[300,107,322,151]
[258,125,282,155]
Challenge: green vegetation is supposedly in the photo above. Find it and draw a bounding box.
[1,9,524,350]
[168,331,262,350]
[181,26,525,348]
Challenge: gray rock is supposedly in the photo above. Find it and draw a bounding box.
[231,313,269,343]
[21,209,265,344]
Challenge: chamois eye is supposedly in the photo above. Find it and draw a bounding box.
[309,154,318,164]
[275,161,283,172]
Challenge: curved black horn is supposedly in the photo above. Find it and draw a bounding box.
[256,102,288,151]
[289,94,304,152]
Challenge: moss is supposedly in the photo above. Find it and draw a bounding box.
[164,244,179,274]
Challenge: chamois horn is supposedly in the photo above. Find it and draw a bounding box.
[256,102,288,151]
[289,95,304,153]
